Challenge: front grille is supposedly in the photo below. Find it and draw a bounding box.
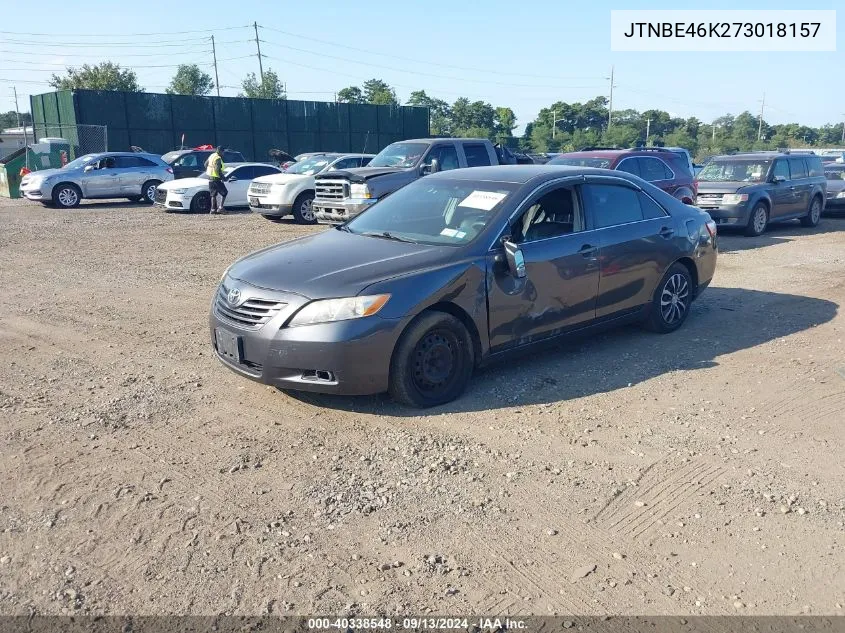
[249,182,272,195]
[697,193,722,201]
[215,285,286,330]
[315,178,349,201]
[155,188,167,203]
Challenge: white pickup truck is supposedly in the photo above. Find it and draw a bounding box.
[248,153,374,224]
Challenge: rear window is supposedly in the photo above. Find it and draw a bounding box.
[807,157,824,177]
[463,143,491,167]
[223,151,245,162]
[788,158,808,179]
[550,156,612,169]
[825,168,844,181]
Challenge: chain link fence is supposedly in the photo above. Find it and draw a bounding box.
[31,123,108,161]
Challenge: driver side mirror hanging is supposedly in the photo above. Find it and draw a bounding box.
[503,239,526,279]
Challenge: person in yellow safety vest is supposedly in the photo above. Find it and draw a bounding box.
[204,147,227,214]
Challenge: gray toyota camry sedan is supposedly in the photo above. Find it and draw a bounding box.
[211,165,717,407]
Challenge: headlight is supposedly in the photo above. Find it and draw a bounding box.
[836,191,845,199]
[220,266,232,283]
[289,294,390,327]
[171,188,187,195]
[270,183,287,192]
[350,183,372,199]
[721,194,748,204]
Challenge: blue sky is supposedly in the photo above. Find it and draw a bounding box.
[1,0,841,133]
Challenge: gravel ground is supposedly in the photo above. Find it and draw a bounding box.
[0,197,843,617]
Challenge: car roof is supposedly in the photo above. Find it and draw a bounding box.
[431,164,634,184]
[336,153,376,158]
[93,152,163,160]
[400,138,490,144]
[558,149,681,159]
[226,162,278,168]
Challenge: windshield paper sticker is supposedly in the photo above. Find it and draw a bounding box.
[458,190,507,211]
[440,228,469,239]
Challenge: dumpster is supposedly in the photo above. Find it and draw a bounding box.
[0,146,39,198]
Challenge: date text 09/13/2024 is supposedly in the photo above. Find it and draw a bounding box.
[306,618,528,630]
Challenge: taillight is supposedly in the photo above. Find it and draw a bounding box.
[705,219,717,238]
[166,167,173,174]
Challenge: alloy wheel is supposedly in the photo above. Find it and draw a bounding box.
[300,198,314,221]
[753,207,767,234]
[660,273,689,325]
[811,199,821,223]
[58,188,78,207]
[146,184,157,201]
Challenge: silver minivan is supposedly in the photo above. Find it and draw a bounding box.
[20,152,174,208]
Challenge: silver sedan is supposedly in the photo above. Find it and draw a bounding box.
[20,152,174,208]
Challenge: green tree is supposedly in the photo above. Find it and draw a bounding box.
[0,111,32,130]
[166,64,214,96]
[407,90,451,135]
[49,62,141,91]
[362,79,398,105]
[337,86,366,104]
[493,107,517,142]
[240,69,285,99]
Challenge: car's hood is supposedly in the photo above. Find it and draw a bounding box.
[158,177,208,190]
[252,173,311,185]
[696,181,758,194]
[227,228,447,299]
[23,168,66,180]
[315,167,408,183]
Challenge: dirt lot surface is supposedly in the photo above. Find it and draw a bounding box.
[1,197,844,617]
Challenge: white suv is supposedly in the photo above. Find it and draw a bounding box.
[249,153,373,224]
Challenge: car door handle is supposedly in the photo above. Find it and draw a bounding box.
[658,226,675,238]
[579,244,598,257]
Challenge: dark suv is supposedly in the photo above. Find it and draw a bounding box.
[162,148,246,179]
[549,147,697,204]
[695,152,827,236]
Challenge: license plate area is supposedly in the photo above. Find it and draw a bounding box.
[215,328,242,363]
[249,197,260,206]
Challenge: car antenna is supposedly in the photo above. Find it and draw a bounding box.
[362,131,369,155]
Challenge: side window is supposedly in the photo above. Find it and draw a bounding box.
[114,156,139,169]
[98,156,117,169]
[252,166,279,178]
[615,158,640,177]
[788,158,808,180]
[514,186,582,243]
[582,184,644,228]
[361,156,373,166]
[177,154,198,167]
[638,192,667,219]
[807,158,823,178]
[825,170,843,181]
[772,160,790,180]
[135,157,158,167]
[331,158,358,170]
[223,152,244,163]
[229,166,253,180]
[428,145,459,171]
[640,157,670,182]
[463,143,491,167]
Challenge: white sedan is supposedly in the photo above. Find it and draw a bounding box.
[154,162,282,212]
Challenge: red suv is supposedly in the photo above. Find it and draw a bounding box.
[549,147,697,204]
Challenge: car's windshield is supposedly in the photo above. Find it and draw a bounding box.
[63,154,97,170]
[344,178,519,246]
[368,142,428,168]
[825,168,845,181]
[161,151,183,163]
[698,159,771,183]
[286,156,332,175]
[197,167,235,180]
[549,156,612,169]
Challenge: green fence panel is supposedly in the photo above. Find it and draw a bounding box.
[75,90,127,129]
[377,134,402,151]
[377,105,402,134]
[403,106,429,138]
[125,93,171,130]
[288,132,320,156]
[30,94,45,130]
[251,98,287,131]
[171,95,215,132]
[172,130,216,150]
[317,102,349,133]
[214,97,251,131]
[43,93,60,127]
[318,132,351,153]
[216,130,255,160]
[287,101,320,132]
[106,129,131,153]
[127,129,172,155]
[56,91,76,126]
[253,130,289,163]
[349,132,376,155]
[349,103,378,133]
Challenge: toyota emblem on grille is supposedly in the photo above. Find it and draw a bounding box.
[227,288,242,306]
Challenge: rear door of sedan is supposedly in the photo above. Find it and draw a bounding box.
[580,177,677,319]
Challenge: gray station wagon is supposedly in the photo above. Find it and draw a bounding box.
[695,152,826,236]
[20,152,174,208]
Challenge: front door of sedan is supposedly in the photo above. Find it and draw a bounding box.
[486,183,600,353]
[222,166,254,207]
[580,179,677,319]
[81,156,121,197]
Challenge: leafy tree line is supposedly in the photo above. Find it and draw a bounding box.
[39,64,842,158]
[0,110,32,129]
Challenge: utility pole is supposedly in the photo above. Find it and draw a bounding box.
[841,114,845,144]
[607,65,615,130]
[12,86,21,127]
[211,35,220,98]
[13,86,29,168]
[552,109,558,139]
[757,92,765,141]
[712,121,717,143]
[645,117,651,144]
[253,22,264,83]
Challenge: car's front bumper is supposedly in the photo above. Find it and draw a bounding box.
[825,192,845,209]
[313,198,377,224]
[249,196,292,217]
[20,183,50,200]
[208,281,403,396]
[155,191,193,210]
[696,202,750,226]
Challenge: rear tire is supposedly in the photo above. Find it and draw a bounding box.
[744,202,768,237]
[800,195,822,228]
[190,191,211,213]
[140,180,161,203]
[291,191,316,225]
[389,311,474,408]
[643,263,694,333]
[52,183,81,209]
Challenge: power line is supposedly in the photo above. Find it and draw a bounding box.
[0,38,231,49]
[0,49,213,59]
[0,25,251,37]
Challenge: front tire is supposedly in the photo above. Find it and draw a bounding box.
[140,180,161,203]
[52,183,81,209]
[643,263,693,333]
[744,202,768,237]
[291,191,316,225]
[800,195,822,228]
[190,191,211,213]
[389,311,474,408]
